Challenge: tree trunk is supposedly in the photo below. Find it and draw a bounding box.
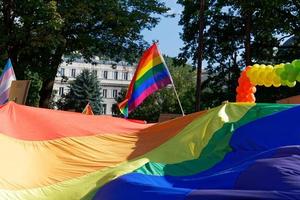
[39,50,64,108]
[244,9,252,66]
[39,78,55,108]
[195,0,205,112]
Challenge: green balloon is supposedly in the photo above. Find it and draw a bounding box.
[292,59,300,70]
[284,63,294,72]
[281,80,288,86]
[296,73,300,82]
[287,70,298,82]
[295,67,300,73]
[287,81,296,87]
[275,67,284,76]
[280,71,288,80]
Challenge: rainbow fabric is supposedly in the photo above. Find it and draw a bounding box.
[0,59,16,105]
[1,102,300,199]
[118,43,172,117]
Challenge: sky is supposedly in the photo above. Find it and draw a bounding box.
[142,1,183,58]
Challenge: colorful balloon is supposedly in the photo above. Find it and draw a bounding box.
[236,59,300,103]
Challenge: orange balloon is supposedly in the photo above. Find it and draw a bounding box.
[242,82,252,90]
[238,77,246,85]
[241,70,248,76]
[236,67,256,103]
[236,86,242,93]
[250,86,257,93]
[244,86,256,93]
[246,93,256,102]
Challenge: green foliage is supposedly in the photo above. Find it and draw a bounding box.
[158,56,196,114]
[0,0,170,107]
[178,0,300,107]
[25,69,43,107]
[112,56,196,122]
[62,69,103,114]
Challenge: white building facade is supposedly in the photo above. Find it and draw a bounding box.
[53,59,136,115]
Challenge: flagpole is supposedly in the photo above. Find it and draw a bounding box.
[170,80,185,116]
[155,42,185,116]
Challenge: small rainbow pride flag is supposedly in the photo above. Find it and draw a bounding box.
[82,102,94,115]
[118,43,172,117]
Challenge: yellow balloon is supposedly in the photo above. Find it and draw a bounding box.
[266,65,273,71]
[246,68,254,78]
[265,70,273,84]
[253,64,260,68]
[260,64,266,68]
[259,65,266,76]
[266,69,273,79]
[251,69,260,85]
[250,77,256,85]
[270,70,280,84]
[272,73,281,87]
[265,80,273,86]
[259,69,268,85]
[273,82,281,87]
[256,74,264,86]
[265,82,272,87]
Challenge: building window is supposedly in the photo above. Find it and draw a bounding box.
[114,71,118,80]
[123,72,128,80]
[103,71,108,79]
[102,104,107,114]
[71,69,76,77]
[112,89,118,98]
[102,89,107,98]
[59,87,64,96]
[60,68,65,76]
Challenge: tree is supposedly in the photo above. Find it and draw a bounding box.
[178,0,300,108]
[159,56,196,114]
[0,0,171,108]
[25,69,43,107]
[178,0,243,107]
[194,0,206,111]
[62,69,103,114]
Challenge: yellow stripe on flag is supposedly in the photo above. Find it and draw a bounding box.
[136,56,163,80]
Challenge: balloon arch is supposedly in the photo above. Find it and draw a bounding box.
[236,59,300,102]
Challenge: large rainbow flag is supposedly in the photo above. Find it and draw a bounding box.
[1,101,300,199]
[118,43,172,117]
